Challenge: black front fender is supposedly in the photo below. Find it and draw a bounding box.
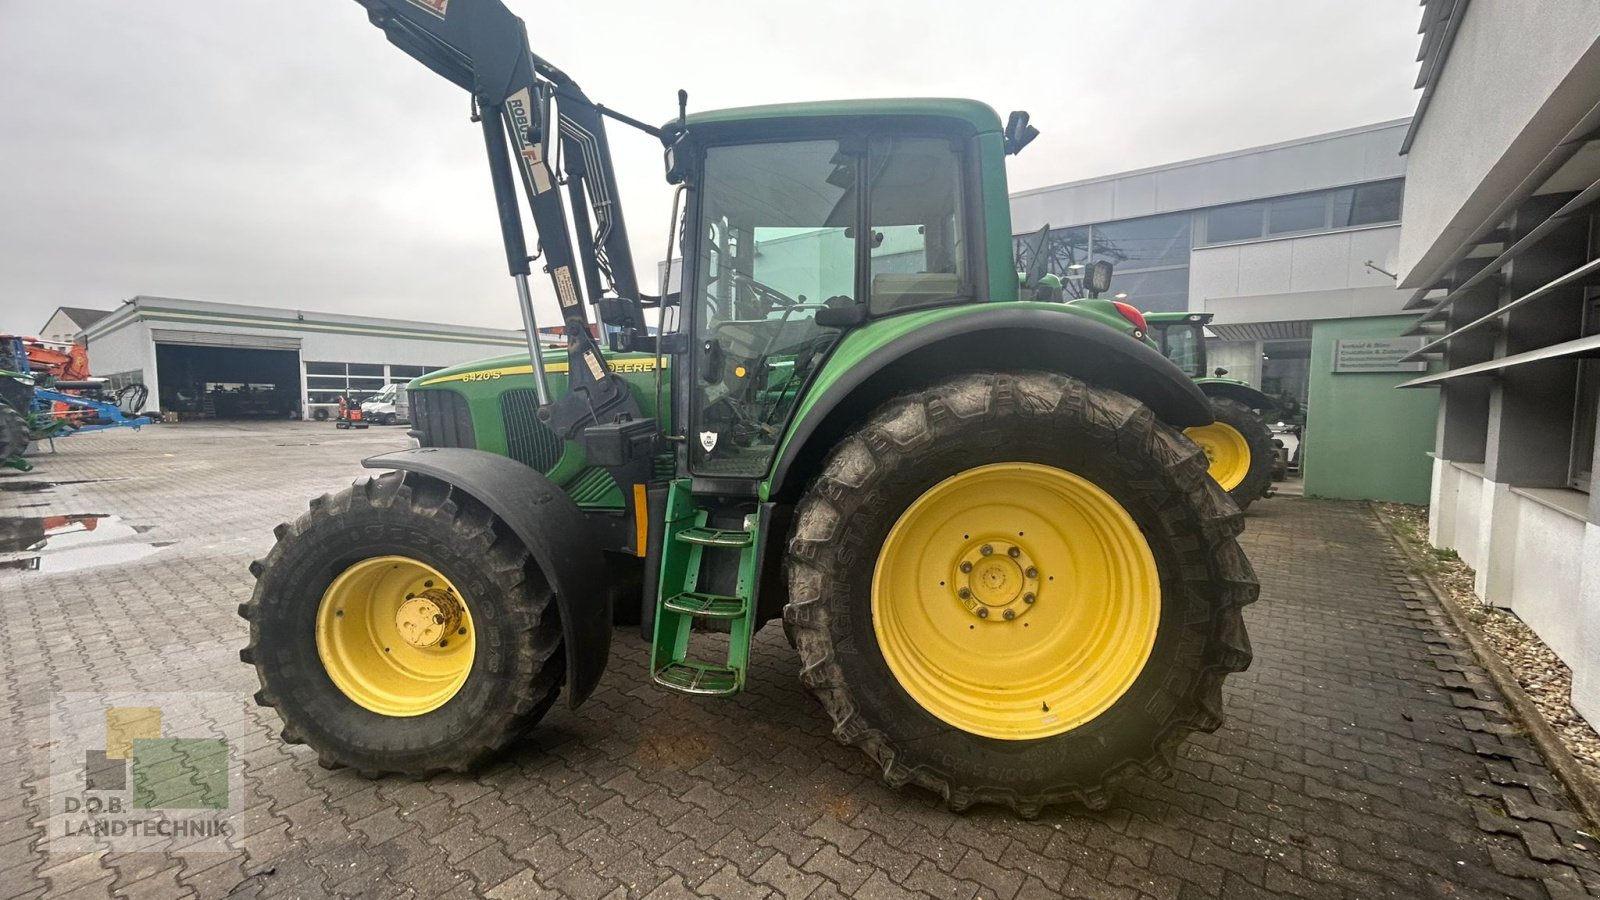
[768,307,1213,502]
[363,447,611,707]
[1196,379,1275,412]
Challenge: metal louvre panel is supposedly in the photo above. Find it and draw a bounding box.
[1207,321,1313,343]
[501,389,564,472]
[411,389,475,449]
[149,329,301,351]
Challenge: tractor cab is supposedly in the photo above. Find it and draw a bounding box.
[1143,310,1279,509]
[672,101,1004,480]
[1144,311,1212,380]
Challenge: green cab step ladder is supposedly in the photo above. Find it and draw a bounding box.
[650,481,759,696]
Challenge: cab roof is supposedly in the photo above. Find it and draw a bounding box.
[679,98,1003,136]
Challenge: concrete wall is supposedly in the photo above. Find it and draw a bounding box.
[82,319,158,412]
[1507,491,1588,665]
[1301,315,1438,503]
[293,329,512,369]
[1191,226,1408,323]
[1012,119,1409,233]
[1399,1,1600,284]
[1573,524,1600,723]
[1431,459,1591,669]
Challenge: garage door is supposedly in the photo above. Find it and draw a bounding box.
[154,340,302,420]
[150,329,301,351]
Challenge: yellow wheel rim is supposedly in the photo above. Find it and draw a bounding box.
[1186,422,1252,491]
[316,556,476,717]
[871,463,1161,741]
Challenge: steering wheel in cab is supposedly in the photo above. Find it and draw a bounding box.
[732,271,801,314]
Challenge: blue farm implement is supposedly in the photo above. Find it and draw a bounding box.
[1,335,152,472]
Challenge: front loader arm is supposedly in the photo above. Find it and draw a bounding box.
[355,0,645,438]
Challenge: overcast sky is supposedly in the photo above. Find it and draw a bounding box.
[0,0,1421,336]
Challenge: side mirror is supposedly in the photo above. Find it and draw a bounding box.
[664,89,690,184]
[1004,111,1039,156]
[1214,367,1229,378]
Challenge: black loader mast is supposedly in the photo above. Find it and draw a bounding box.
[355,0,652,440]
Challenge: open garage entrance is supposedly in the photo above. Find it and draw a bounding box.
[153,330,302,419]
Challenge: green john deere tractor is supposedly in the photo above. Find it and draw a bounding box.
[1145,311,1276,510]
[1,342,40,472]
[240,0,1257,814]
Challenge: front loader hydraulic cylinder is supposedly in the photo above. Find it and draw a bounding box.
[514,273,553,406]
[481,104,553,407]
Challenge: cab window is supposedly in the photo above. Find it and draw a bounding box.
[691,139,853,477]
[867,136,970,314]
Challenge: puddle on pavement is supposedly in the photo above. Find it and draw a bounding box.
[0,513,168,574]
[0,479,110,494]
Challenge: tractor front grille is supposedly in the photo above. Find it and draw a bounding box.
[409,388,475,449]
[501,389,565,472]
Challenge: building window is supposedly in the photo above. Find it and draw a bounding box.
[1205,202,1267,243]
[1267,194,1326,235]
[306,362,445,409]
[1336,180,1404,228]
[1200,179,1403,245]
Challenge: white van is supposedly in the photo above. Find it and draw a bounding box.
[360,383,409,426]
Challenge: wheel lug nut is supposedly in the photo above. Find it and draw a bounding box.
[958,587,971,599]
[980,544,993,556]
[977,608,989,618]
[1025,567,1038,579]
[1007,546,1020,558]
[960,562,972,573]
[1003,609,1016,620]
[1024,593,1036,604]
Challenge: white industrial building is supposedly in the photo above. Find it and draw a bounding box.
[1011,118,1412,399]
[1010,118,1442,503]
[76,296,526,420]
[1395,2,1600,725]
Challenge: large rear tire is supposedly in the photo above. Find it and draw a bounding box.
[240,472,563,775]
[1186,397,1274,511]
[784,372,1256,815]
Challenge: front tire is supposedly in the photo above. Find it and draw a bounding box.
[240,472,563,775]
[784,372,1256,814]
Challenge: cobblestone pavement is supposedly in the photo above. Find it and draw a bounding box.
[5,422,1600,899]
